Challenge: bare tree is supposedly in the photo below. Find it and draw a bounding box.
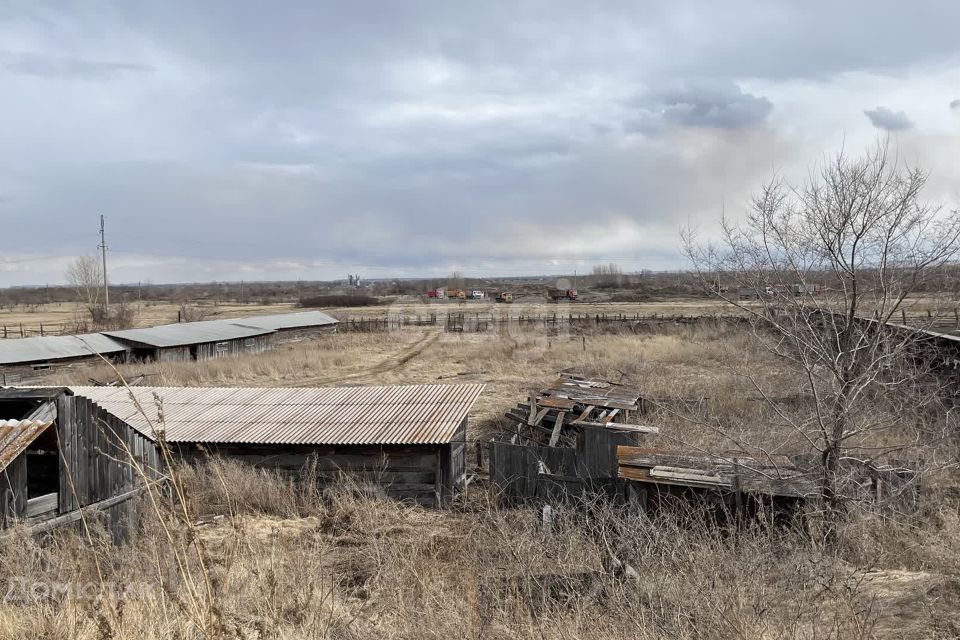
[65,254,103,308]
[684,142,960,510]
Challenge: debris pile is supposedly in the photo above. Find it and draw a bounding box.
[502,372,657,449]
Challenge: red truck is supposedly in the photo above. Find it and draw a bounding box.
[547,288,578,302]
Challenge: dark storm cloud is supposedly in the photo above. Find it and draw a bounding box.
[864,106,913,131]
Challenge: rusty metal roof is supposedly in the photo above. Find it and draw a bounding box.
[67,384,484,446]
[0,419,53,472]
[103,320,275,348]
[0,333,128,366]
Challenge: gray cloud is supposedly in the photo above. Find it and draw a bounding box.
[951,99,960,109]
[655,82,773,129]
[0,51,152,79]
[0,1,958,285]
[864,106,913,131]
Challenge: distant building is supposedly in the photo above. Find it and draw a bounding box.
[0,334,128,382]
[103,320,274,362]
[229,310,338,342]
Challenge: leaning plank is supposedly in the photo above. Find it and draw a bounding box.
[574,405,595,423]
[548,411,566,447]
[531,407,551,427]
[572,421,659,434]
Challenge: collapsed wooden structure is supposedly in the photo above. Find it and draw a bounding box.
[490,372,921,515]
[617,447,920,512]
[491,373,653,505]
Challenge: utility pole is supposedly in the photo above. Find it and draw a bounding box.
[99,214,110,310]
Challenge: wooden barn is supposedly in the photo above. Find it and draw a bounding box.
[0,334,128,383]
[0,387,162,537]
[227,311,339,342]
[68,383,484,507]
[103,320,274,362]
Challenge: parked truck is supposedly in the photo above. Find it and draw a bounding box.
[426,289,445,299]
[547,288,578,302]
[495,291,514,303]
[447,288,466,300]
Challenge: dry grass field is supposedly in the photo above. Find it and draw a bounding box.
[4,310,960,638]
[0,296,740,336]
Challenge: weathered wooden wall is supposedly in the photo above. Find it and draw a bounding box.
[489,428,640,506]
[178,442,457,507]
[192,334,272,361]
[0,456,27,526]
[54,394,162,536]
[272,325,337,343]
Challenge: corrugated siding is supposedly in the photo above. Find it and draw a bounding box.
[0,420,53,473]
[223,311,338,331]
[67,384,484,446]
[103,321,275,348]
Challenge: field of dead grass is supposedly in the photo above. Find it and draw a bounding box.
[48,322,803,453]
[1,459,959,639]
[10,319,960,638]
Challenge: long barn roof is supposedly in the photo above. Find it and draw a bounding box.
[228,310,338,331]
[0,334,128,366]
[102,320,275,348]
[68,383,483,446]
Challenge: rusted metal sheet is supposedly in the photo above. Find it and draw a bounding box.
[67,383,484,446]
[0,419,53,472]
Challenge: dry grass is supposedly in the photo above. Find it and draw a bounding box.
[49,323,801,451]
[1,459,959,639]
[10,320,960,638]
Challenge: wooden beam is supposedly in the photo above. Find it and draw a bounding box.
[571,421,659,434]
[548,411,566,447]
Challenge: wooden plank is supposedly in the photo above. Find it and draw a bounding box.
[531,407,551,427]
[548,410,566,447]
[527,393,537,426]
[574,405,595,423]
[572,421,659,434]
[601,409,619,424]
[649,467,728,485]
[25,492,58,519]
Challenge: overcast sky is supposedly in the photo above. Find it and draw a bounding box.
[1,1,959,286]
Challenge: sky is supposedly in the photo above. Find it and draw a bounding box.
[0,1,959,286]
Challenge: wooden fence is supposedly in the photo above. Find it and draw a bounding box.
[339,312,747,334]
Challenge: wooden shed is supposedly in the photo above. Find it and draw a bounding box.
[0,388,162,537]
[0,334,128,384]
[67,383,484,507]
[103,320,274,363]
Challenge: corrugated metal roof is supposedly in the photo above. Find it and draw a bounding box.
[67,383,484,446]
[103,320,275,348]
[226,311,338,331]
[0,419,53,472]
[0,334,128,366]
